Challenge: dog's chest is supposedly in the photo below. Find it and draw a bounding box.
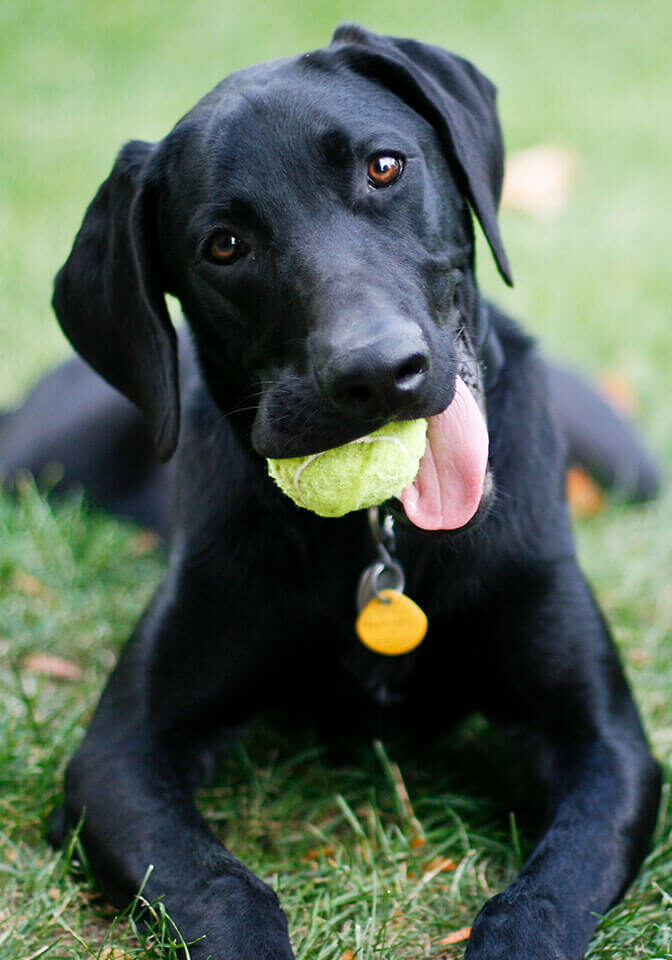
[337,637,420,707]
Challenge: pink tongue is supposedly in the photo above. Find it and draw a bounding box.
[401,377,489,530]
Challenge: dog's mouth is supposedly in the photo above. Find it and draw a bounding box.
[255,325,492,532]
[399,375,490,531]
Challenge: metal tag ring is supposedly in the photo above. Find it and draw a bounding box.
[371,558,405,599]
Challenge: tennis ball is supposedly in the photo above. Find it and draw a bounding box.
[267,419,428,518]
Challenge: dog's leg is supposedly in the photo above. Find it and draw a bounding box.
[51,577,298,960]
[545,360,660,503]
[463,562,660,960]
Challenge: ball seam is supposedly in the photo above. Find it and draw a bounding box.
[292,433,414,501]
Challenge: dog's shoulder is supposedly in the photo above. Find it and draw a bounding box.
[486,304,565,470]
[480,305,573,561]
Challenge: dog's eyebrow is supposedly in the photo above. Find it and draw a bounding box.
[316,126,418,169]
[189,198,271,241]
[317,128,353,165]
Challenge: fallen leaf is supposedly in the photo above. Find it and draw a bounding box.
[410,834,426,849]
[598,371,639,417]
[502,145,579,220]
[23,653,82,682]
[12,571,53,601]
[301,845,335,862]
[127,530,160,555]
[338,951,357,960]
[566,466,604,517]
[439,926,472,945]
[424,856,457,873]
[629,648,650,667]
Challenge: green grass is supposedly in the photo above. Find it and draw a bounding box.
[1,0,672,957]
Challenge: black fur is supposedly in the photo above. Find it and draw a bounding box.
[1,25,661,960]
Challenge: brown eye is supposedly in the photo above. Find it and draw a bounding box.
[367,154,404,188]
[207,232,247,265]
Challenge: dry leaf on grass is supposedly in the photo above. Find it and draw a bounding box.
[424,856,457,873]
[598,371,639,417]
[338,951,357,960]
[301,845,335,862]
[439,926,472,945]
[629,648,650,667]
[12,571,54,601]
[566,466,604,518]
[127,530,160,555]
[502,145,579,220]
[23,653,82,682]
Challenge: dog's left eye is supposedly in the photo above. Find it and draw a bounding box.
[206,232,248,265]
[367,154,404,188]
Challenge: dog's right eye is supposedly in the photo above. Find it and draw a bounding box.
[206,233,247,265]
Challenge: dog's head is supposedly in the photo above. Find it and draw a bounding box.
[53,25,512,530]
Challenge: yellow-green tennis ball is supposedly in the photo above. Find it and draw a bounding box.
[267,419,428,518]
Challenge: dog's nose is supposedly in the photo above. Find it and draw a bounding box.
[322,339,430,420]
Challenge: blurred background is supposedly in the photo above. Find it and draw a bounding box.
[1,2,671,956]
[1,0,670,445]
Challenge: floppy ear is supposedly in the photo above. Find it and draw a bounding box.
[331,24,513,286]
[52,140,179,460]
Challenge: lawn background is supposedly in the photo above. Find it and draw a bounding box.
[1,1,671,958]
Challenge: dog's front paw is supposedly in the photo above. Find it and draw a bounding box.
[170,872,295,960]
[464,891,570,960]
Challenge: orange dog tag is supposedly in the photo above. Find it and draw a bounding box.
[356,589,427,656]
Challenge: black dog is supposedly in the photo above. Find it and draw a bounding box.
[1,25,662,960]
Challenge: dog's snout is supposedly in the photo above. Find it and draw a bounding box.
[321,339,430,421]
